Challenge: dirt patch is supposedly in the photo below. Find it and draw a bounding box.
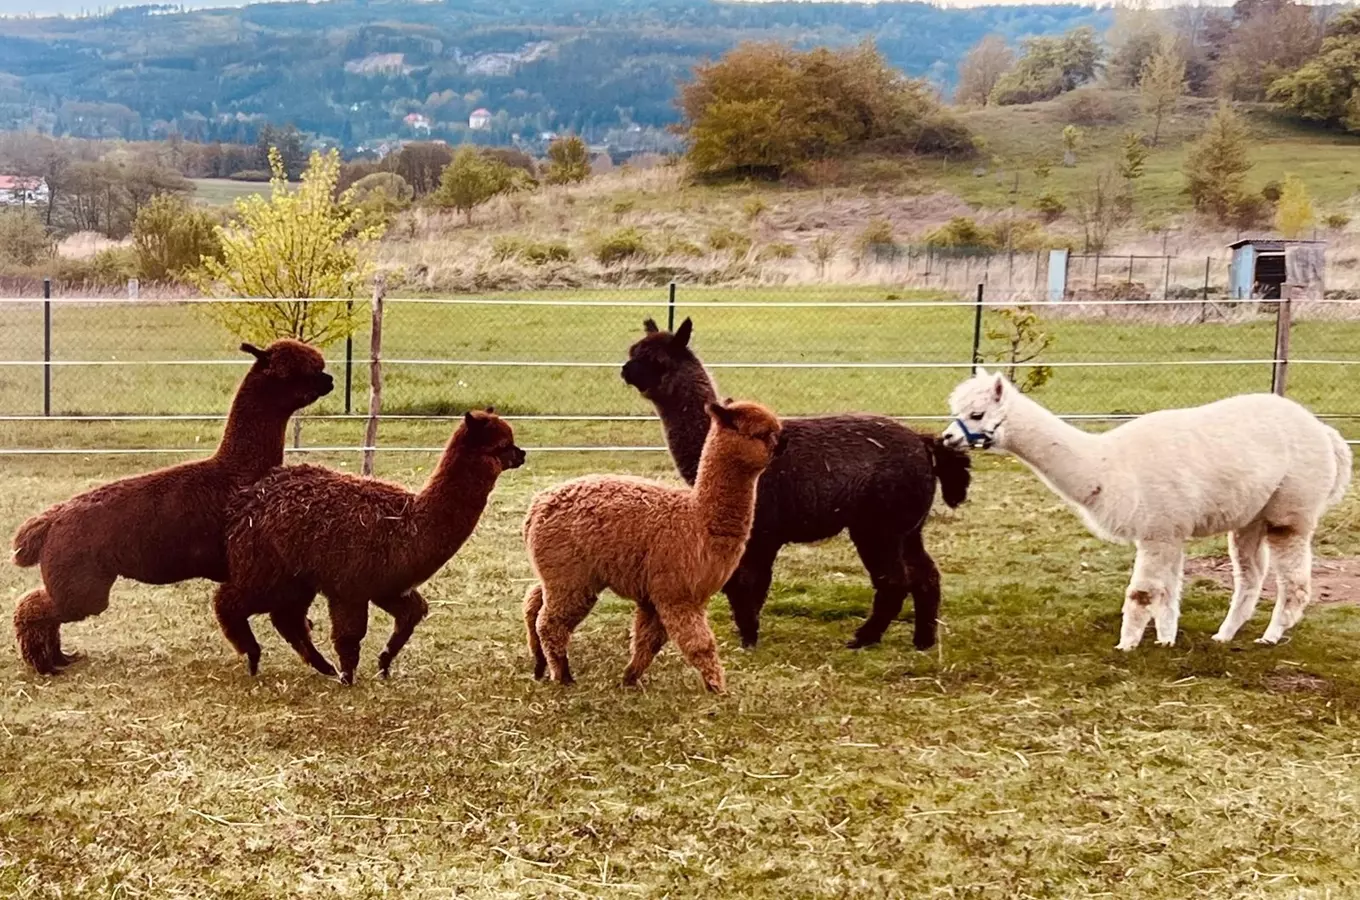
[1185,556,1360,606]
[1261,671,1331,694]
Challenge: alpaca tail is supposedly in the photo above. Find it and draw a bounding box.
[1326,426,1353,509]
[12,508,57,568]
[925,436,971,509]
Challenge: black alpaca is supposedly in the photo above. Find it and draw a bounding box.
[622,318,970,650]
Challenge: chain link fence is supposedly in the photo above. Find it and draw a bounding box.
[1,284,1357,461]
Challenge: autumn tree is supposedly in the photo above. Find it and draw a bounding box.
[1183,103,1254,223]
[1139,36,1186,144]
[192,148,378,347]
[1215,0,1323,101]
[1071,166,1130,252]
[680,41,971,180]
[0,209,54,267]
[544,134,591,185]
[386,142,455,197]
[955,35,1014,106]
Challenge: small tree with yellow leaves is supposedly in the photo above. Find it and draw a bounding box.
[1274,174,1316,239]
[192,147,381,348]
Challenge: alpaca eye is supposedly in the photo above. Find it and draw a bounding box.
[969,413,984,421]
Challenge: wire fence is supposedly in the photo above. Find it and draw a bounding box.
[1,284,1358,461]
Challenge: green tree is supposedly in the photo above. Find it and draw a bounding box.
[192,148,378,347]
[1118,131,1148,182]
[347,172,414,234]
[544,134,591,185]
[985,306,1054,393]
[1139,36,1186,144]
[431,146,529,224]
[990,26,1103,106]
[1184,103,1254,223]
[1061,125,1083,166]
[255,124,308,179]
[1274,174,1316,238]
[1267,9,1360,133]
[131,193,223,282]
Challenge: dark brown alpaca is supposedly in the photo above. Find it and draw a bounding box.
[11,340,333,674]
[214,410,525,684]
[622,318,970,650]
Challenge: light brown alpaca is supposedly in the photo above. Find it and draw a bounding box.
[522,400,784,693]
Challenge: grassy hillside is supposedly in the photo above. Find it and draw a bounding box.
[946,91,1360,222]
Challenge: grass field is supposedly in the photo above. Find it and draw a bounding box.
[2,446,1359,898]
[190,178,291,207]
[2,285,1360,895]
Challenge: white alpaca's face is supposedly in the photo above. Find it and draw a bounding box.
[942,368,1011,451]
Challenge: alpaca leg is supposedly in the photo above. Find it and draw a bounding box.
[213,583,263,675]
[523,584,548,680]
[847,526,910,649]
[268,597,336,678]
[1154,547,1186,647]
[723,543,778,649]
[1117,541,1179,651]
[535,587,597,686]
[1259,527,1313,645]
[18,567,117,674]
[622,601,669,687]
[327,595,369,685]
[655,601,725,693]
[901,531,943,651]
[1213,522,1269,643]
[372,589,429,678]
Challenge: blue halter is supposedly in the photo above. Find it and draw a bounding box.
[952,417,995,449]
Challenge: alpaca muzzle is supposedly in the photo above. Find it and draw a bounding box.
[945,418,993,450]
[503,445,527,469]
[315,372,335,397]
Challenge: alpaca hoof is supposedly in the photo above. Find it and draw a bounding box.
[377,652,392,678]
[913,636,937,652]
[557,673,575,686]
[845,634,880,650]
[1210,632,1233,644]
[339,671,355,685]
[532,660,548,681]
[704,681,726,694]
[1154,640,1176,648]
[1255,634,1289,646]
[246,653,260,676]
[1114,642,1137,652]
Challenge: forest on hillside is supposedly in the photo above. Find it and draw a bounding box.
[0,0,1110,146]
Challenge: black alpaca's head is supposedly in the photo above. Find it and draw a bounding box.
[621,317,701,399]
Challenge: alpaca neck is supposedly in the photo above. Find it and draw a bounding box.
[648,367,718,485]
[693,444,761,558]
[413,441,498,549]
[213,381,291,477]
[1000,392,1106,508]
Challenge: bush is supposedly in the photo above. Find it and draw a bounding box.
[55,246,138,285]
[742,196,769,222]
[707,226,752,255]
[1261,180,1283,203]
[595,228,648,266]
[1324,213,1351,230]
[758,242,797,261]
[1063,89,1121,125]
[132,193,224,282]
[228,170,272,182]
[347,172,414,234]
[0,208,54,268]
[544,135,591,186]
[923,217,1002,250]
[480,147,537,176]
[1035,191,1067,222]
[856,217,896,252]
[661,235,705,258]
[493,235,572,265]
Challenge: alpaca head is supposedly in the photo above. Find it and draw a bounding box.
[455,408,526,472]
[239,340,334,414]
[621,317,707,401]
[704,399,785,472]
[941,367,1013,451]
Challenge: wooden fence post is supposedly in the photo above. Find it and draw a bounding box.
[362,276,386,476]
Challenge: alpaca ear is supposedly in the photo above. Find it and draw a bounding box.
[643,318,659,334]
[674,317,693,348]
[484,405,495,415]
[707,401,736,429]
[240,343,270,363]
[992,374,1006,401]
[464,411,477,427]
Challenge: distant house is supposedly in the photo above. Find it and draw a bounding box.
[468,108,492,130]
[403,112,431,133]
[0,176,49,207]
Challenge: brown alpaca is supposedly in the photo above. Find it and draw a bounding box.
[522,400,783,693]
[214,409,525,684]
[10,340,333,675]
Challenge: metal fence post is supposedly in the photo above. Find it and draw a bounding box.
[43,277,51,417]
[1271,297,1292,396]
[667,281,676,332]
[1126,254,1134,285]
[1093,252,1101,289]
[970,283,984,374]
[1201,255,1211,323]
[1162,256,1171,301]
[344,298,354,415]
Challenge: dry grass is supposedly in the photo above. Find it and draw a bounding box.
[2,449,1359,897]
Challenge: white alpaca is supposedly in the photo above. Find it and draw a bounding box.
[942,369,1352,649]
